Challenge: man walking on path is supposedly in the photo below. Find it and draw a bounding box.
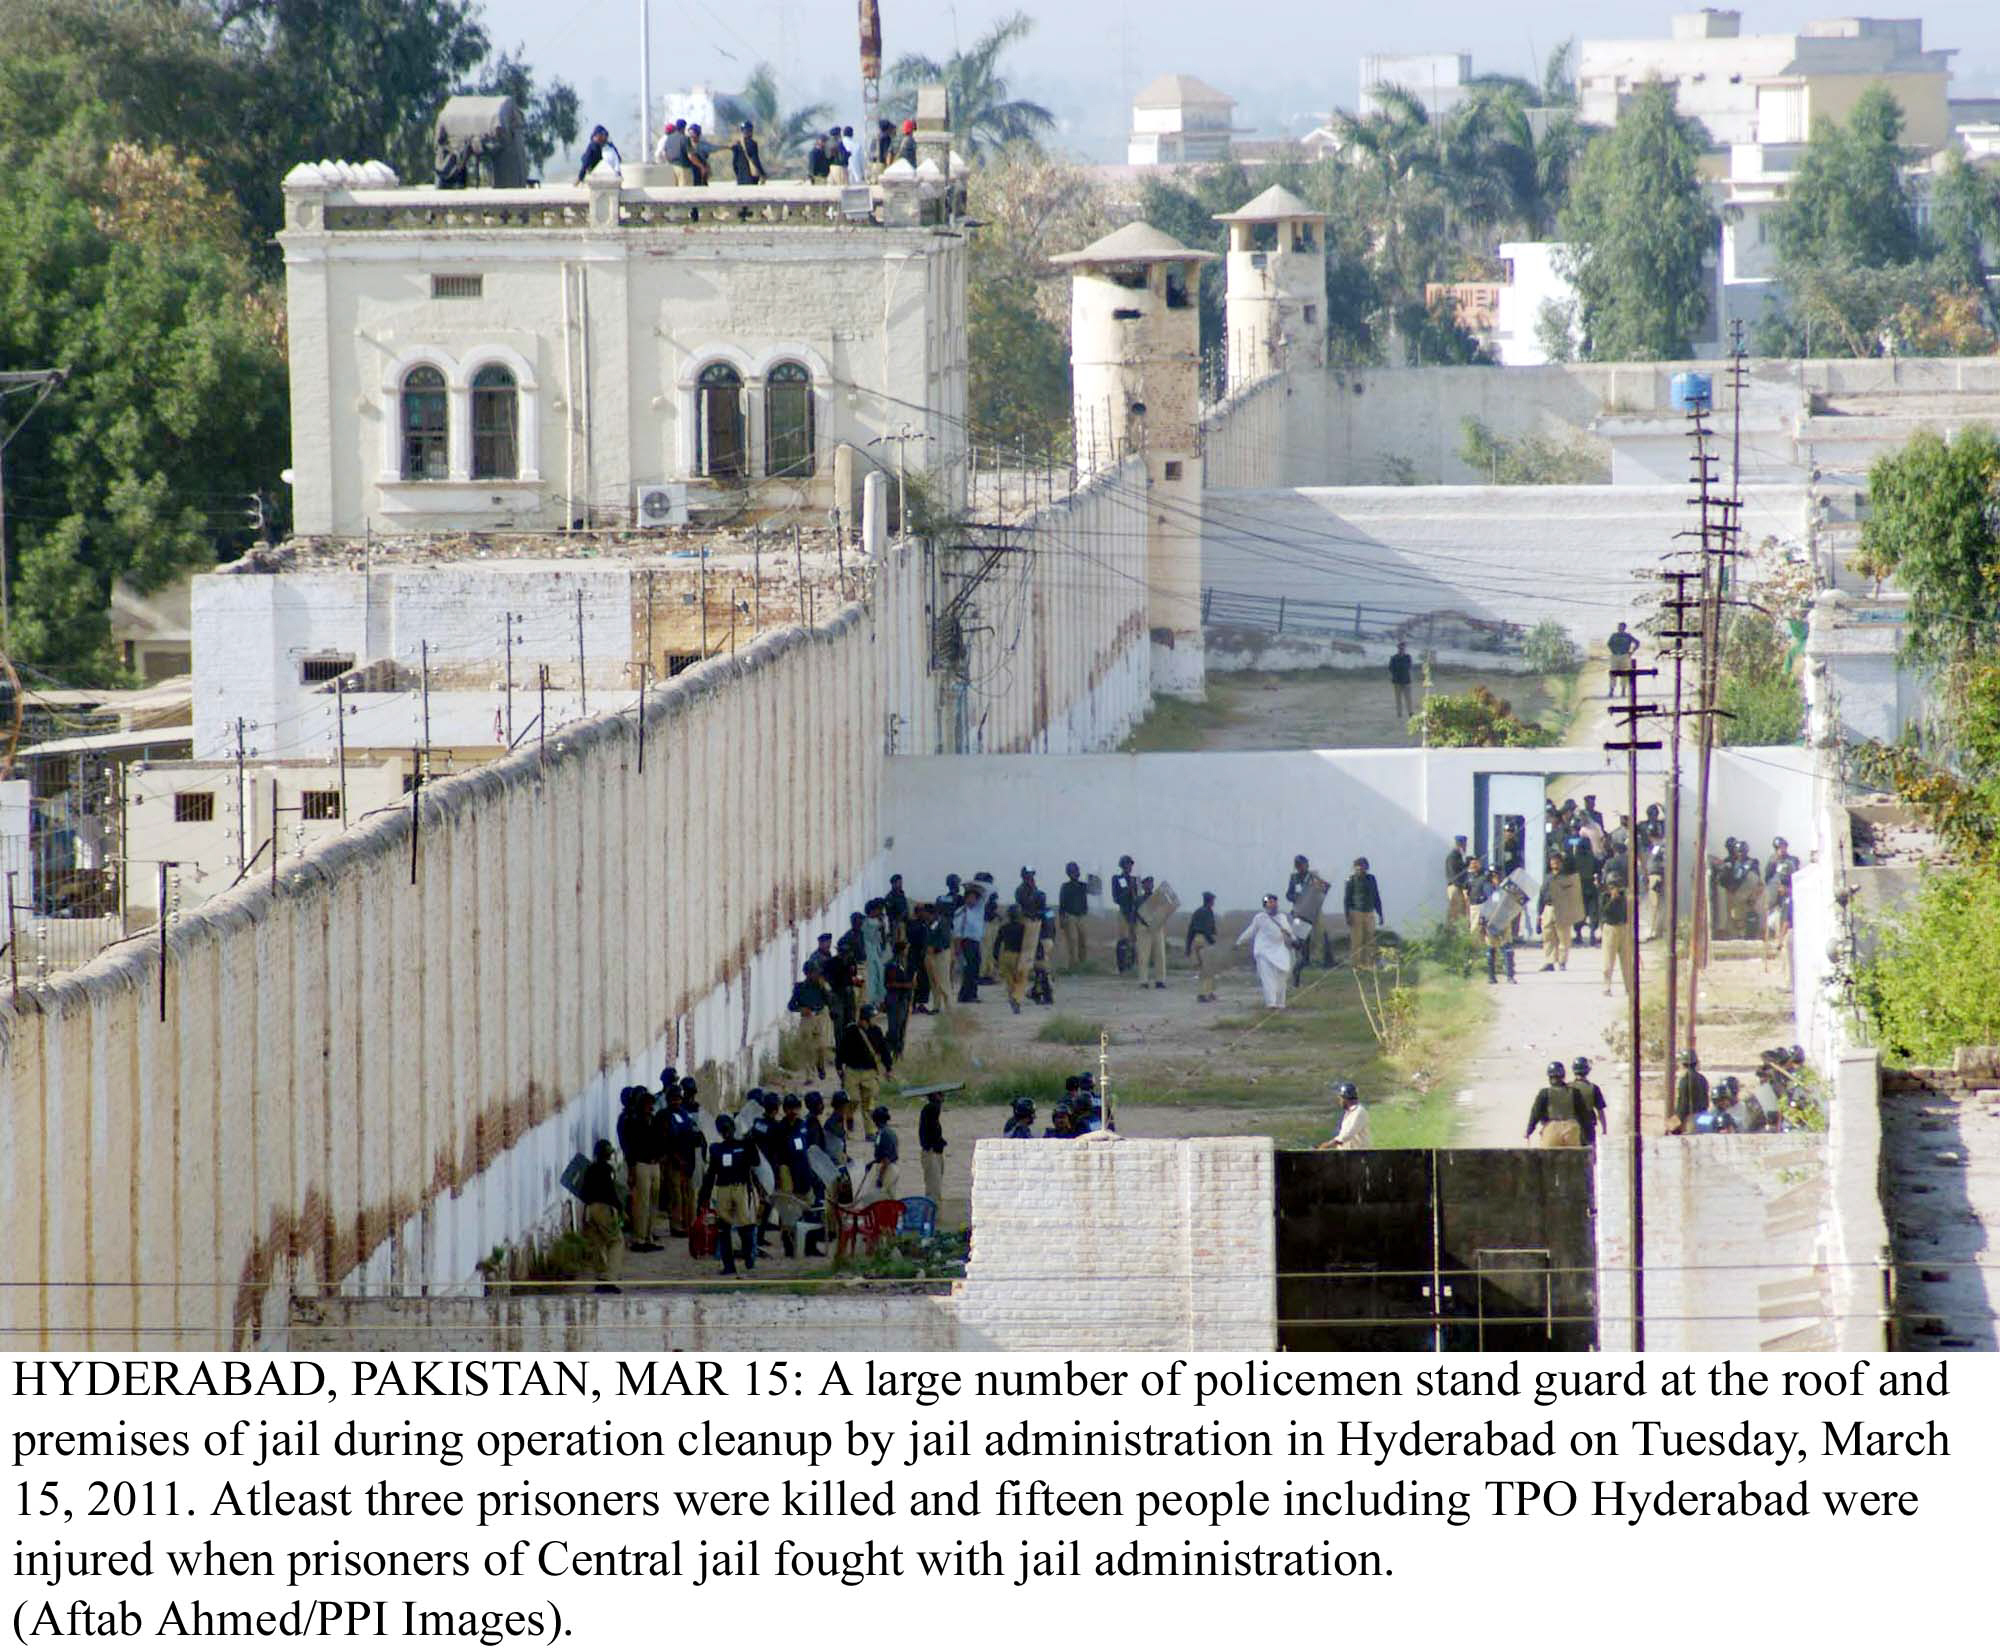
[1237,894,1305,1009]
[918,1089,948,1206]
[1343,857,1383,969]
[1572,1055,1609,1145]
[1186,891,1219,1001]
[1524,1061,1590,1147]
[1600,878,1632,997]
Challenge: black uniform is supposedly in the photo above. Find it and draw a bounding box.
[1525,1083,1591,1141]
[699,1139,763,1274]
[1059,875,1089,917]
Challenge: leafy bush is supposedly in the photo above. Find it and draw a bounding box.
[1414,685,1559,748]
[1410,921,1486,978]
[1457,416,1604,485]
[1720,666,1805,745]
[1857,866,2000,1063]
[1523,620,1581,675]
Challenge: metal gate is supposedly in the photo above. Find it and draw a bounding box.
[1275,1149,1597,1351]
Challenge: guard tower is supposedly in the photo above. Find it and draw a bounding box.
[1054,222,1214,699]
[1215,184,1327,387]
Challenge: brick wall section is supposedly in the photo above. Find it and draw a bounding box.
[953,1135,1276,1351]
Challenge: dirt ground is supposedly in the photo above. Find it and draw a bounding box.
[1124,666,1569,751]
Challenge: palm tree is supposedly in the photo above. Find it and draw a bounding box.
[887,10,1054,159]
[713,63,830,170]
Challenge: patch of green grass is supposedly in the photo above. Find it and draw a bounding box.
[1035,1014,1106,1045]
[1120,682,1240,751]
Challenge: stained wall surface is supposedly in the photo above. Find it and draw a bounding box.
[2,465,1158,1348]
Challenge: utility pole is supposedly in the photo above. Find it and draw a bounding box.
[504,612,518,748]
[576,587,588,715]
[638,0,652,157]
[1725,321,1746,599]
[644,569,656,682]
[5,869,20,1002]
[0,368,68,635]
[751,530,762,629]
[1683,390,1741,1054]
[409,747,421,885]
[1656,562,1703,1103]
[637,659,651,773]
[335,676,349,825]
[794,526,809,628]
[155,860,178,1022]
[420,639,433,778]
[233,717,249,874]
[1606,661,1660,1353]
[538,664,549,759]
[699,549,709,656]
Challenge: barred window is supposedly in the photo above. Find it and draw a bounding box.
[301,791,342,821]
[695,362,745,479]
[174,792,215,823]
[470,364,519,480]
[765,362,815,478]
[400,365,448,480]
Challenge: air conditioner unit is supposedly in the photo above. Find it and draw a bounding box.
[633,482,689,528]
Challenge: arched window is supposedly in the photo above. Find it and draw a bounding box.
[695,362,745,480]
[400,365,448,480]
[470,364,519,479]
[765,361,815,478]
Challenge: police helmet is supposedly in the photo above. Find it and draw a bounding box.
[1572,1056,1592,1076]
[715,1115,736,1138]
[1011,1096,1036,1117]
[870,1106,891,1124]
[1546,1061,1566,1080]
[1335,1081,1358,1102]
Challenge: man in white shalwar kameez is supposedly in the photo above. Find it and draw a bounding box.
[1236,893,1304,1009]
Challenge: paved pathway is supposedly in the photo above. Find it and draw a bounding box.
[1453,929,1644,1147]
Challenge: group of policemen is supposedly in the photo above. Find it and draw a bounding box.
[1000,1073,1109,1139]
[576,1069,920,1283]
[1671,1044,1814,1135]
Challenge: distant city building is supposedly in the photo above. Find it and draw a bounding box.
[1358,52,1474,120]
[1427,244,1580,367]
[1579,11,1953,149]
[1127,74,1242,166]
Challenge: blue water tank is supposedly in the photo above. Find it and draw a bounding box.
[1670,371,1713,412]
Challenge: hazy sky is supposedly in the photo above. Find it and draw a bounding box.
[483,0,2000,160]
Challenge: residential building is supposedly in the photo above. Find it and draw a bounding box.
[1580,12,1953,149]
[1358,52,1474,121]
[1127,74,1242,166]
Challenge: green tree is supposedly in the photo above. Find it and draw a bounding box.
[1858,865,2000,1062]
[715,63,831,168]
[1773,87,1919,271]
[966,276,1071,456]
[1858,426,2000,668]
[459,46,578,175]
[0,123,288,674]
[887,10,1054,158]
[1929,150,2000,291]
[1558,81,1716,360]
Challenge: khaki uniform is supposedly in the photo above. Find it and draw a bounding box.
[1602,921,1631,990]
[1138,920,1169,984]
[1346,910,1378,969]
[926,946,952,1007]
[797,1006,833,1070]
[627,1160,661,1246]
[998,946,1028,1007]
[585,1201,624,1281]
[1059,912,1087,968]
[1192,935,1217,996]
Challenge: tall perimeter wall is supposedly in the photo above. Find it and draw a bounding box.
[0,465,1156,1351]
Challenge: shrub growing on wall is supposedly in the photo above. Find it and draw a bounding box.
[1858,865,2000,1064]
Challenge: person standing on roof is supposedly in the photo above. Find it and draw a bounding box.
[577,124,622,183]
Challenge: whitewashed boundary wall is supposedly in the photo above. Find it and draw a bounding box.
[1201,484,1809,635]
[953,1136,1276,1350]
[884,748,1818,937]
[0,610,888,1352]
[914,459,1153,756]
[284,1134,1280,1352]
[1597,1133,1837,1354]
[1201,371,1306,491]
